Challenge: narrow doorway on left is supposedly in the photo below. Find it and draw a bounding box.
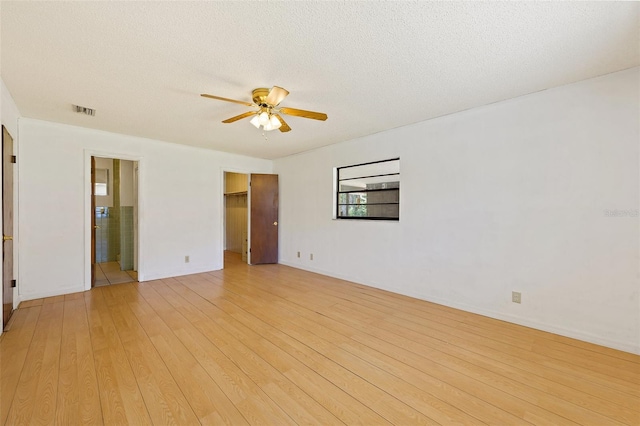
[2,126,15,329]
[91,157,138,287]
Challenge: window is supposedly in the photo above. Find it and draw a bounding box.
[336,158,399,220]
[94,183,107,196]
[95,168,109,196]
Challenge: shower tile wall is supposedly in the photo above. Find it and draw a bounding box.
[120,206,134,270]
[95,207,119,262]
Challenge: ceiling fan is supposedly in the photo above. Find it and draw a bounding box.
[201,86,327,133]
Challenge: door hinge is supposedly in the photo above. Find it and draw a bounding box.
[11,155,16,163]
[249,248,251,253]
[11,279,16,288]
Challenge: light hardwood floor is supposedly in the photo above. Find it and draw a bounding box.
[1,252,639,425]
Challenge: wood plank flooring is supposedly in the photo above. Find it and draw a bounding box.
[1,252,639,425]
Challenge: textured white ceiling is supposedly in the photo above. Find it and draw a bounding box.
[1,2,638,159]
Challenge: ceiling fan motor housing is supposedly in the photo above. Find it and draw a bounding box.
[252,88,271,106]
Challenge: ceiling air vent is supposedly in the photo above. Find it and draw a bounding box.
[73,104,96,116]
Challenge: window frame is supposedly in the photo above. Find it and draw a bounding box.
[335,158,400,221]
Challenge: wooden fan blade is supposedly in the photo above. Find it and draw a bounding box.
[201,93,253,107]
[275,114,291,132]
[265,86,289,107]
[279,107,328,121]
[222,111,256,123]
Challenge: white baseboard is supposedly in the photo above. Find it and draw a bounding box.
[413,293,640,355]
[141,265,221,282]
[279,261,640,355]
[18,285,86,303]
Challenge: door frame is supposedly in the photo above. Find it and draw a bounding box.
[84,150,143,289]
[220,167,253,266]
[2,125,15,328]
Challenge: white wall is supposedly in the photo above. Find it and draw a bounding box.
[1,79,21,333]
[1,80,20,139]
[18,118,272,300]
[274,68,640,354]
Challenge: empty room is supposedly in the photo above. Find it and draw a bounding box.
[0,2,638,425]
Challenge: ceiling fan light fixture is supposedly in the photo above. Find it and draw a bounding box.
[269,115,282,130]
[250,115,261,128]
[258,111,270,126]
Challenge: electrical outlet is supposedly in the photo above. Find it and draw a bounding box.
[297,251,300,258]
[512,291,521,304]
[185,255,190,263]
[310,253,313,261]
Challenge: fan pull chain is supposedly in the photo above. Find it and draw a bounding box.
[262,131,268,142]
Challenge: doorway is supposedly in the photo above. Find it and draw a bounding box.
[92,157,138,287]
[224,172,248,265]
[2,126,14,328]
[222,171,279,267]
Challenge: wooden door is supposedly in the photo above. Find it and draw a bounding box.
[249,174,278,264]
[91,156,96,287]
[2,126,14,328]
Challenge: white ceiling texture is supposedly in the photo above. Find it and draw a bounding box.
[1,2,638,160]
